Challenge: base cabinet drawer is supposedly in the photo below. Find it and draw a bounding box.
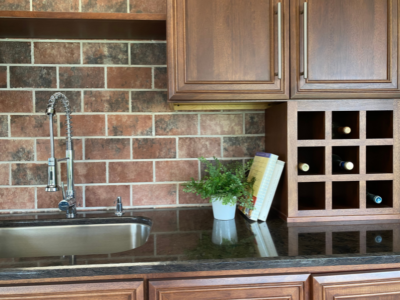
[149,274,310,300]
[0,281,144,300]
[313,270,400,300]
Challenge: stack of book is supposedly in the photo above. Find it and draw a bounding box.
[240,152,285,222]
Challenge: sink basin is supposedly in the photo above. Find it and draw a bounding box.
[0,217,152,258]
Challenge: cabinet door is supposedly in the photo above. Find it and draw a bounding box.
[0,281,143,300]
[313,270,400,300]
[167,0,289,101]
[291,0,400,99]
[149,274,310,300]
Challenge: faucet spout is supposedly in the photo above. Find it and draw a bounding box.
[45,92,76,218]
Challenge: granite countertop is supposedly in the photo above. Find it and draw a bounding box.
[1,207,400,280]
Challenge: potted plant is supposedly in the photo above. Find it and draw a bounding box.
[183,157,255,220]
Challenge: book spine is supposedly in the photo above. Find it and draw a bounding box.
[258,162,285,222]
[249,155,278,220]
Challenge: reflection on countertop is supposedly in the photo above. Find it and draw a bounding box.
[0,207,399,270]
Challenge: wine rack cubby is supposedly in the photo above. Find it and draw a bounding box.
[265,100,399,222]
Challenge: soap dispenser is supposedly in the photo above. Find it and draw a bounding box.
[114,197,123,217]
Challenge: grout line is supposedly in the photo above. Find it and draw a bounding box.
[82,185,86,207]
[79,0,82,12]
[104,67,107,89]
[152,115,155,136]
[0,39,166,44]
[82,138,85,160]
[56,66,59,89]
[7,115,10,137]
[128,90,132,113]
[30,0,33,11]
[0,63,167,68]
[151,67,154,89]
[176,183,179,204]
[80,42,84,64]
[127,0,130,13]
[128,43,131,65]
[153,161,156,182]
[6,66,10,88]
[32,90,36,113]
[243,113,246,134]
[31,42,34,64]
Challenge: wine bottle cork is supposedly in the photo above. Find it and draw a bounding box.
[338,126,351,134]
[298,163,310,172]
[343,162,354,170]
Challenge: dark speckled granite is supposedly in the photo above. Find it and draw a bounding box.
[1,207,400,280]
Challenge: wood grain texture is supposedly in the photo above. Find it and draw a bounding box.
[0,281,144,300]
[149,274,310,300]
[167,0,290,101]
[290,0,400,99]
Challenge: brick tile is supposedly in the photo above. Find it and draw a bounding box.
[34,42,80,64]
[132,138,176,159]
[0,66,6,88]
[109,161,153,183]
[59,67,104,88]
[111,235,154,257]
[200,114,243,135]
[130,0,166,13]
[36,139,83,161]
[0,42,31,63]
[0,139,34,161]
[200,159,242,178]
[156,233,199,255]
[33,0,79,12]
[0,188,35,210]
[0,116,7,137]
[0,164,9,185]
[179,137,221,158]
[179,209,213,231]
[84,91,129,112]
[155,115,198,136]
[82,0,127,13]
[107,67,151,89]
[37,186,83,209]
[35,91,81,113]
[60,115,105,137]
[223,136,265,157]
[137,210,177,232]
[83,43,128,65]
[0,0,29,10]
[131,91,171,112]
[132,184,176,205]
[245,113,265,134]
[156,160,198,182]
[10,67,56,88]
[0,91,33,113]
[61,162,106,184]
[154,67,167,89]
[85,185,130,207]
[131,43,166,65]
[85,138,130,160]
[12,163,47,185]
[108,115,152,136]
[179,184,209,204]
[11,115,55,137]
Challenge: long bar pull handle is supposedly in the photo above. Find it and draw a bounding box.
[277,2,282,79]
[303,2,308,79]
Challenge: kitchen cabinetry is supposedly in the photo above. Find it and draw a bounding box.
[167,0,400,102]
[291,0,400,99]
[313,270,400,300]
[167,0,290,101]
[0,281,144,300]
[149,274,310,300]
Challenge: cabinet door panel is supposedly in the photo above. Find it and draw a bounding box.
[0,281,143,300]
[291,0,400,98]
[149,274,310,300]
[313,270,400,300]
[167,0,290,100]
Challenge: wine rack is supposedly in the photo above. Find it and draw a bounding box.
[265,100,399,222]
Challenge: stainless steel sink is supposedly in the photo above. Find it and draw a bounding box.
[0,217,152,258]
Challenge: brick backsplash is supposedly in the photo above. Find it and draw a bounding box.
[0,39,265,212]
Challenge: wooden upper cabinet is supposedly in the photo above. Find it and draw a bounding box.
[149,274,310,300]
[0,281,144,300]
[313,270,400,300]
[291,0,400,99]
[167,0,290,101]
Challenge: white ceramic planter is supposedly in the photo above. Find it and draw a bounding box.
[212,219,238,245]
[211,197,237,220]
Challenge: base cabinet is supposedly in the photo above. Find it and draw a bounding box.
[0,281,144,300]
[313,270,400,300]
[149,274,310,300]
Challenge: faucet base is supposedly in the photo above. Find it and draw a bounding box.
[45,186,59,192]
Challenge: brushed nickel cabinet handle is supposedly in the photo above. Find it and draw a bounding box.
[303,2,308,79]
[277,2,282,79]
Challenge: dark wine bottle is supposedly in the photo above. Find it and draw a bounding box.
[298,162,310,172]
[367,191,383,204]
[332,154,354,171]
[332,122,351,138]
